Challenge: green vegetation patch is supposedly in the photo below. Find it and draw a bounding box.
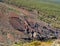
[11,40,52,46]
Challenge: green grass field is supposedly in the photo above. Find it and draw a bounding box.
[1,0,60,28]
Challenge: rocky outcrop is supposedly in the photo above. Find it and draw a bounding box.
[9,16,59,41]
[0,2,60,44]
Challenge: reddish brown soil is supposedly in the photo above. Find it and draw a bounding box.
[0,12,3,17]
[8,11,19,17]
[0,2,60,44]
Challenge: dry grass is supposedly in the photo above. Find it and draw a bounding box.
[11,40,60,46]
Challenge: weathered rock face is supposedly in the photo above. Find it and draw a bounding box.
[9,16,60,41]
[0,2,60,44]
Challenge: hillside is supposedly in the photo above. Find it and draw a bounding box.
[0,0,60,46]
[1,0,60,28]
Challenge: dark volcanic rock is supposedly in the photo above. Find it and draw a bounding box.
[9,16,60,41]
